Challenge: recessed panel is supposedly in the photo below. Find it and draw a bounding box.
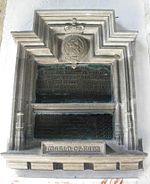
[36,64,112,103]
[34,113,113,140]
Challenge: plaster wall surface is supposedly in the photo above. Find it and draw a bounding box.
[0,0,150,183]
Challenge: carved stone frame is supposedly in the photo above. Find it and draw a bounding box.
[2,10,147,171]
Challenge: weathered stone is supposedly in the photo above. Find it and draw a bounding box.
[63,163,84,171]
[94,163,116,171]
[31,162,53,170]
[120,162,139,171]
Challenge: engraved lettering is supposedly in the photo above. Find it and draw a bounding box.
[42,142,106,154]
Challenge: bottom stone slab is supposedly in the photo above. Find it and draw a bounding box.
[2,151,147,171]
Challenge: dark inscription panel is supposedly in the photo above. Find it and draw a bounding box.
[36,64,112,103]
[34,114,113,140]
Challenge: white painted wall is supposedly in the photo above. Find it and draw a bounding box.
[0,0,150,183]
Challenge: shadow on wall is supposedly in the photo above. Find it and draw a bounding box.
[116,23,133,32]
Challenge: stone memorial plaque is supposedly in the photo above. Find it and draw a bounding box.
[3,10,146,172]
[41,141,106,155]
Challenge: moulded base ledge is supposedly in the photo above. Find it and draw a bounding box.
[2,151,147,171]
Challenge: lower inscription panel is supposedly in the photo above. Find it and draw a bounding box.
[34,113,113,140]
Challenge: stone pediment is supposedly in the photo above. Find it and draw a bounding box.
[12,10,137,64]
